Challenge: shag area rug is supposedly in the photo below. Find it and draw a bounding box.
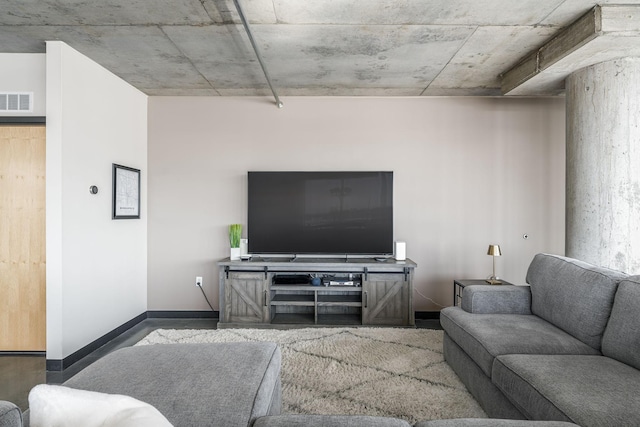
[136,328,486,424]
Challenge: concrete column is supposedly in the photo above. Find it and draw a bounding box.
[566,58,640,274]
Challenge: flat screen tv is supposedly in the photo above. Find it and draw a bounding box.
[248,171,393,256]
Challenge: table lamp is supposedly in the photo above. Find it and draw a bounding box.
[486,244,502,285]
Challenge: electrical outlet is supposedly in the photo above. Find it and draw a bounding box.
[195,276,203,287]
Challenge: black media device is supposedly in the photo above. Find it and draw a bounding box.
[248,171,393,256]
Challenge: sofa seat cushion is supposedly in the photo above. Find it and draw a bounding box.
[63,342,281,427]
[602,276,640,369]
[525,253,627,350]
[254,415,411,427]
[440,307,599,377]
[493,354,640,427]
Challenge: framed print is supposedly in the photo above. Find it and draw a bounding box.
[112,164,140,219]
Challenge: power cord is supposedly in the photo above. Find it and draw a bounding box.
[413,288,447,308]
[196,281,215,312]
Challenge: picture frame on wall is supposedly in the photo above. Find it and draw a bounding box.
[112,163,140,219]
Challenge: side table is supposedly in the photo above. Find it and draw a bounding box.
[453,279,514,306]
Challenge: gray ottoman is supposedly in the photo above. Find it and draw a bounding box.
[63,342,281,427]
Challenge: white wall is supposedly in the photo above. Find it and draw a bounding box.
[46,42,148,360]
[148,96,565,312]
[0,53,46,116]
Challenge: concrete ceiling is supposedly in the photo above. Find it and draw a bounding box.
[2,0,640,98]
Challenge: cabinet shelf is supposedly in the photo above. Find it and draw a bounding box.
[271,294,315,306]
[270,313,362,326]
[271,285,362,292]
[271,313,315,325]
[317,294,362,306]
[270,293,362,307]
[271,285,316,291]
[317,314,361,325]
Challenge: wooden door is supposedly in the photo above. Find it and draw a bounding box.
[0,126,46,351]
[362,273,409,326]
[224,272,269,323]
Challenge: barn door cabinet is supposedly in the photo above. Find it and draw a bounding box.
[218,258,416,328]
[221,271,271,324]
[362,272,413,326]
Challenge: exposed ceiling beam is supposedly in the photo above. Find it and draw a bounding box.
[501,5,640,95]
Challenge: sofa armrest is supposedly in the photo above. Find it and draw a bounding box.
[461,285,532,314]
[0,401,22,427]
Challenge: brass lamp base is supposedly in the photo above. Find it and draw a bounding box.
[487,247,502,285]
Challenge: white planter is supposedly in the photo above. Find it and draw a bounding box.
[230,247,241,261]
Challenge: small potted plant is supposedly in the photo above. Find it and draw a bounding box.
[229,224,242,260]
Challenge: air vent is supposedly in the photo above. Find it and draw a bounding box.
[0,93,33,112]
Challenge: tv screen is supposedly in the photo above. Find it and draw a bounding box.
[248,171,393,256]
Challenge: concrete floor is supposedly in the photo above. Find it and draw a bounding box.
[0,318,441,412]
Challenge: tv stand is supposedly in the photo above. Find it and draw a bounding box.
[218,257,417,328]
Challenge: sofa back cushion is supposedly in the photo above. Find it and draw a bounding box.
[602,276,640,369]
[526,253,628,350]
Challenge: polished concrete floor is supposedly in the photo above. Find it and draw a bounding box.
[0,318,441,412]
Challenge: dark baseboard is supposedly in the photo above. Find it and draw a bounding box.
[147,310,218,318]
[415,311,440,320]
[46,359,62,371]
[45,311,219,371]
[46,312,147,371]
[0,351,46,357]
[0,116,46,124]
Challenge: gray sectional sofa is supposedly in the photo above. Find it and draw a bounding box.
[8,252,631,427]
[440,253,640,427]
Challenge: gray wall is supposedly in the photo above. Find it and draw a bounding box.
[147,96,565,312]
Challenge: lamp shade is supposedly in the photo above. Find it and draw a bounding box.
[487,244,502,256]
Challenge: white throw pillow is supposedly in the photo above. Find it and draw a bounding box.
[29,384,173,427]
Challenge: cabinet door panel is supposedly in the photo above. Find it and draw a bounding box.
[363,273,409,325]
[225,272,269,323]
